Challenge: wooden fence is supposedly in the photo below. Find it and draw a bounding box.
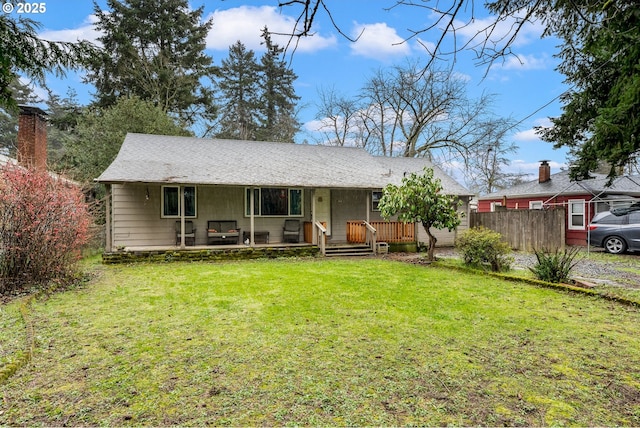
[469,208,566,251]
[347,221,415,243]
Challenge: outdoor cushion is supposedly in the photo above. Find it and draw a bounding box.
[207,220,241,244]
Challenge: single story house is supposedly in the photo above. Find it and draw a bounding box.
[96,133,473,253]
[477,161,640,246]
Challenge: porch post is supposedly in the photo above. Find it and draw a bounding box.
[366,191,371,223]
[180,185,186,249]
[105,184,112,252]
[250,187,255,246]
[311,189,316,244]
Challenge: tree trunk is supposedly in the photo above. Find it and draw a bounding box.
[422,222,438,261]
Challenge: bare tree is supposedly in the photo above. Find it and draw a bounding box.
[312,61,513,167]
[276,0,540,69]
[313,86,365,148]
[464,136,527,195]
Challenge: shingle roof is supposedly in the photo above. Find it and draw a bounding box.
[479,170,640,199]
[96,133,472,195]
[1,154,79,186]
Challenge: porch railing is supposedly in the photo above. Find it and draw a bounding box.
[363,221,377,254]
[315,220,327,256]
[347,221,415,244]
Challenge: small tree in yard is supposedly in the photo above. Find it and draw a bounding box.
[0,164,92,295]
[378,167,462,261]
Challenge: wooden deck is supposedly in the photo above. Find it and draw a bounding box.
[347,221,415,243]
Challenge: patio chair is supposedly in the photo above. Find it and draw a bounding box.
[282,219,301,243]
[175,221,196,246]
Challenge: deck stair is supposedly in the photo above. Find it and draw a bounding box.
[325,244,374,257]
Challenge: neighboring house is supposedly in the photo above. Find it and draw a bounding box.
[477,161,640,246]
[96,133,473,252]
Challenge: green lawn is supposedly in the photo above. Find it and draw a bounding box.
[1,258,639,426]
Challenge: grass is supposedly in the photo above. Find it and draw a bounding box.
[437,248,640,303]
[1,258,640,426]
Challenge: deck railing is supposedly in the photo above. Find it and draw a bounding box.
[347,220,415,244]
[315,220,327,255]
[363,221,377,254]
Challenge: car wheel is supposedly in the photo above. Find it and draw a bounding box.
[604,236,627,254]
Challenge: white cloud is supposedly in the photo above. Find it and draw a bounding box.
[303,119,328,133]
[18,77,48,103]
[514,117,552,141]
[509,158,566,173]
[350,22,411,60]
[206,6,336,53]
[39,15,102,44]
[415,37,436,55]
[499,53,549,70]
[454,13,544,49]
[514,128,542,142]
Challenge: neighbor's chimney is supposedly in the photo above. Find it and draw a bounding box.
[17,105,48,171]
[539,160,551,183]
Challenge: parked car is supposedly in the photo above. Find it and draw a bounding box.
[588,209,640,254]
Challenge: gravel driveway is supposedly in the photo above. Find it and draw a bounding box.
[388,248,640,289]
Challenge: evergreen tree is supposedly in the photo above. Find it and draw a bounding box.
[0,10,94,110]
[60,96,191,185]
[536,1,640,181]
[256,27,300,143]
[86,0,216,132]
[215,41,261,141]
[45,88,84,168]
[0,79,41,156]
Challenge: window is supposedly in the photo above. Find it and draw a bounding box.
[529,201,543,210]
[629,211,640,224]
[372,191,383,211]
[568,199,585,230]
[162,186,196,218]
[595,201,611,214]
[245,188,303,217]
[596,213,626,225]
[490,202,502,212]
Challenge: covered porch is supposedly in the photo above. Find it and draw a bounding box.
[102,183,418,256]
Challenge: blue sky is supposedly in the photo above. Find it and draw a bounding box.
[23,0,569,179]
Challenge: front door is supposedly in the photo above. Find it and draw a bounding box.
[315,188,331,236]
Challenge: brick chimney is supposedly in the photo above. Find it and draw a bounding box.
[538,160,551,183]
[17,105,48,170]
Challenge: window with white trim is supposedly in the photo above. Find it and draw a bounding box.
[490,202,502,212]
[161,186,196,218]
[568,199,585,230]
[372,191,383,211]
[245,188,303,217]
[529,201,543,210]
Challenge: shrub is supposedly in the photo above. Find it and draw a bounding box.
[0,164,93,294]
[455,226,513,271]
[529,247,581,283]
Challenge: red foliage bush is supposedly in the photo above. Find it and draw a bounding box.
[0,164,92,293]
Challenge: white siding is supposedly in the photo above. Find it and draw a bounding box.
[111,184,315,247]
[110,184,469,248]
[415,198,470,247]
